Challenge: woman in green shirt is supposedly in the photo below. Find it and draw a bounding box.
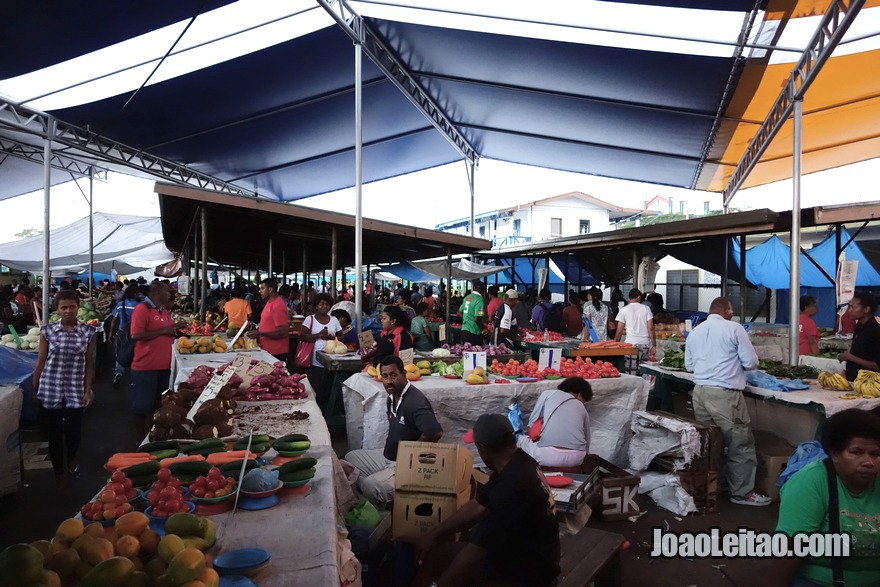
[772,408,880,587]
[410,302,434,352]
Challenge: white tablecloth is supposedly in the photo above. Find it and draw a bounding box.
[641,364,880,417]
[343,374,649,468]
[165,351,342,586]
[799,355,845,375]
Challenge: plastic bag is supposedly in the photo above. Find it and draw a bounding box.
[344,497,382,532]
[0,346,38,385]
[508,400,524,439]
[241,468,280,492]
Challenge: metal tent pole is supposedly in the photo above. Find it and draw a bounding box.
[281,250,286,285]
[722,239,729,298]
[193,212,200,312]
[331,227,338,301]
[446,248,452,327]
[201,208,208,323]
[41,118,54,325]
[354,41,364,334]
[88,168,94,298]
[789,98,803,366]
[740,234,747,323]
[467,161,475,237]
[268,238,274,279]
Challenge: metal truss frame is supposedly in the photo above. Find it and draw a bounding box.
[0,100,256,197]
[317,0,479,167]
[722,0,867,206]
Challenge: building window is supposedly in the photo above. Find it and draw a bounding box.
[704,201,710,214]
[550,218,562,236]
[666,269,699,311]
[513,218,521,236]
[479,225,486,238]
[579,220,590,235]
[679,201,685,214]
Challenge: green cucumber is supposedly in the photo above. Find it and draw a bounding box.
[128,474,157,488]
[168,461,213,477]
[248,443,270,453]
[138,440,181,452]
[275,434,309,444]
[279,468,316,483]
[273,440,310,452]
[120,460,160,478]
[182,438,226,454]
[233,434,270,449]
[218,459,259,474]
[187,446,227,457]
[149,449,179,460]
[278,457,318,474]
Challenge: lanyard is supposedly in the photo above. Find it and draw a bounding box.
[388,383,411,419]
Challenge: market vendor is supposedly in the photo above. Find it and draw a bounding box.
[798,295,820,356]
[224,288,252,330]
[414,413,560,587]
[460,281,488,345]
[344,356,442,506]
[330,308,359,350]
[246,278,289,362]
[492,289,520,348]
[370,305,414,366]
[838,291,880,382]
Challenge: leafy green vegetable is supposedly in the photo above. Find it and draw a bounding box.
[758,360,818,379]
[660,350,685,369]
[445,361,464,377]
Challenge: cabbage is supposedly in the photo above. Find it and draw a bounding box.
[28,327,41,337]
[431,348,451,357]
[1,334,13,343]
[445,361,464,377]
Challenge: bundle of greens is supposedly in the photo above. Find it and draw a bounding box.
[660,350,685,369]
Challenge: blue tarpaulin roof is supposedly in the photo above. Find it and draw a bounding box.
[732,228,880,289]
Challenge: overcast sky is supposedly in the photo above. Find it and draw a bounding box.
[1,156,878,244]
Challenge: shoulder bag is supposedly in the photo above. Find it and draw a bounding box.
[114,303,136,368]
[528,396,577,441]
[293,316,316,370]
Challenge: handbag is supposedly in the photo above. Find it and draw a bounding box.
[293,316,316,369]
[528,397,577,441]
[114,304,135,368]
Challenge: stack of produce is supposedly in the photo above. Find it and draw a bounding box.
[145,468,193,518]
[759,360,818,380]
[464,367,489,384]
[660,350,685,369]
[79,471,139,522]
[436,343,511,355]
[850,370,880,397]
[175,335,227,354]
[0,512,219,587]
[518,329,565,342]
[577,341,633,349]
[2,327,40,350]
[818,371,851,391]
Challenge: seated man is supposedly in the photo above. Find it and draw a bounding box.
[414,414,560,587]
[344,356,442,506]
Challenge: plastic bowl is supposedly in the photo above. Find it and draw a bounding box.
[144,501,195,527]
[240,480,284,499]
[191,484,238,504]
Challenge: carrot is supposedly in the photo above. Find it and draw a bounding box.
[108,452,155,460]
[106,456,154,470]
[207,450,250,465]
[159,455,207,468]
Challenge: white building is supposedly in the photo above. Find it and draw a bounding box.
[643,194,724,217]
[435,191,646,247]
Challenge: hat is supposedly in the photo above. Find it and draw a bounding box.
[505,289,519,299]
[462,414,514,447]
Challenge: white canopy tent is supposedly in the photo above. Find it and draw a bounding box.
[0,212,173,275]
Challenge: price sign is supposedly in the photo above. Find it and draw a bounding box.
[227,321,249,351]
[240,360,274,389]
[186,368,234,421]
[399,348,414,366]
[438,324,447,342]
[538,347,561,371]
[178,275,191,296]
[463,351,487,378]
[358,330,376,349]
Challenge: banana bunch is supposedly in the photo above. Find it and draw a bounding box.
[852,370,880,398]
[818,371,851,391]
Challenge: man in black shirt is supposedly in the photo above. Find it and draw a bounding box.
[344,356,442,506]
[839,291,880,381]
[413,414,560,587]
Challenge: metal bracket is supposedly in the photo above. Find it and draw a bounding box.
[317,0,478,167]
[722,0,866,205]
[0,100,256,197]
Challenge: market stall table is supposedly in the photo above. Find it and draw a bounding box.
[640,363,880,445]
[518,339,636,371]
[0,385,22,497]
[168,354,343,586]
[316,351,366,426]
[169,343,263,390]
[343,373,649,467]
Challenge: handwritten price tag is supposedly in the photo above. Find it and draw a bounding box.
[538,347,561,371]
[463,351,487,378]
[186,368,234,421]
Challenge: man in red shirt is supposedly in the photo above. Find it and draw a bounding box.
[562,292,584,337]
[485,286,503,334]
[798,295,820,356]
[248,278,290,362]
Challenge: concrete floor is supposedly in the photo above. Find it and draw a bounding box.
[1,366,781,586]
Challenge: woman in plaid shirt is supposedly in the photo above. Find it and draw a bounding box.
[32,289,96,490]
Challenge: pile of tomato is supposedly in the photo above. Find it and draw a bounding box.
[489,358,542,378]
[559,356,620,379]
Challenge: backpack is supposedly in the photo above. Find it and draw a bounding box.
[543,303,564,334]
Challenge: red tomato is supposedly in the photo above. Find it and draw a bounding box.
[122,478,133,490]
[193,487,206,498]
[226,477,236,487]
[111,470,125,483]
[204,491,215,499]
[167,478,181,489]
[157,468,172,481]
[100,490,116,504]
[206,479,219,492]
[208,468,224,480]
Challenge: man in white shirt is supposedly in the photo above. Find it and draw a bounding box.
[685,296,769,507]
[614,288,655,373]
[493,289,520,349]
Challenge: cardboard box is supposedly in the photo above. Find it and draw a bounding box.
[395,442,474,495]
[754,431,794,502]
[392,488,470,541]
[583,455,641,521]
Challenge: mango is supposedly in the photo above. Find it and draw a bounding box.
[45,547,80,584]
[42,568,62,587]
[80,556,135,587]
[55,518,84,543]
[180,581,208,587]
[0,543,45,587]
[115,511,150,537]
[75,560,93,580]
[116,535,140,559]
[164,548,206,585]
[129,570,152,587]
[182,536,207,551]
[158,534,185,564]
[198,567,221,587]
[48,537,69,555]
[84,523,106,538]
[165,512,203,538]
[82,537,114,566]
[70,534,95,556]
[201,518,217,548]
[29,540,51,558]
[145,557,167,580]
[140,528,161,555]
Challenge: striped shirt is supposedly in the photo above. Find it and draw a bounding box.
[37,321,95,409]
